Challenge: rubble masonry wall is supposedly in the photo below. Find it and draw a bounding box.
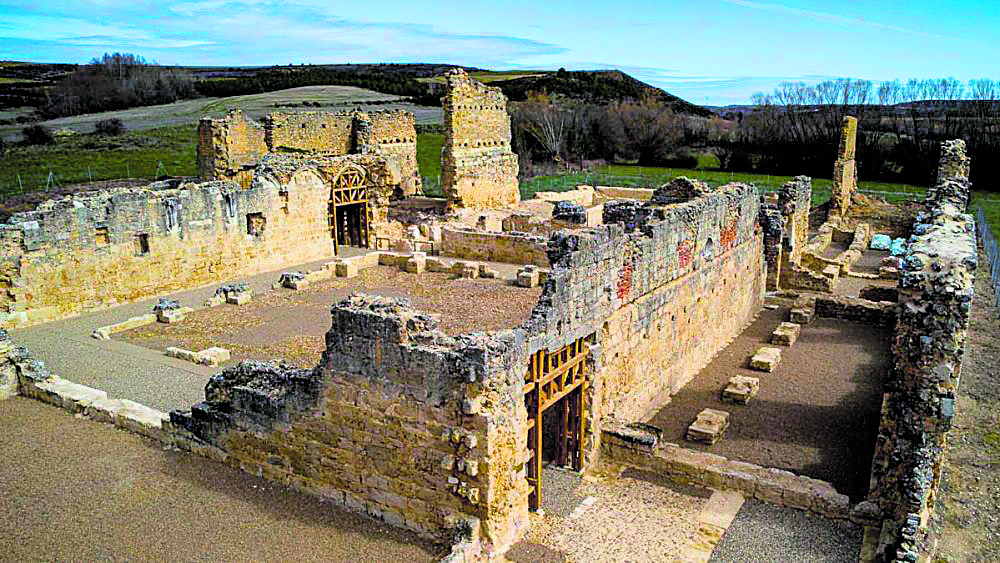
[830,116,858,218]
[863,140,977,562]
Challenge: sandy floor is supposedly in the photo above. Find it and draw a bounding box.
[509,468,708,563]
[647,307,890,500]
[119,265,542,368]
[0,397,441,562]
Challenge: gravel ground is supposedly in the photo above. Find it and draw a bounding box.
[647,307,890,500]
[119,265,541,368]
[710,500,862,563]
[0,397,441,562]
[511,468,708,563]
[930,248,1000,562]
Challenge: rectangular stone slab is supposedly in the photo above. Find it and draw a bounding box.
[750,346,782,372]
[722,375,760,404]
[686,408,730,444]
[789,308,813,324]
[771,322,801,346]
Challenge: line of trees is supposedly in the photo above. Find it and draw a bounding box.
[40,53,197,118]
[731,78,1000,185]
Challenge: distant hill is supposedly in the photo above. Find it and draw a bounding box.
[0,60,711,120]
[489,69,715,117]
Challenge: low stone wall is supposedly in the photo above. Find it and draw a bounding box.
[601,424,850,518]
[814,295,897,327]
[863,140,977,563]
[441,227,549,267]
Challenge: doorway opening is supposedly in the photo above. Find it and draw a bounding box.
[329,166,369,254]
[525,334,593,511]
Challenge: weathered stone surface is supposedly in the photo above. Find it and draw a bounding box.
[750,347,782,372]
[196,347,231,367]
[770,322,801,346]
[789,307,813,325]
[686,408,730,444]
[441,69,519,210]
[92,314,157,340]
[721,375,760,404]
[516,265,540,288]
[829,116,858,218]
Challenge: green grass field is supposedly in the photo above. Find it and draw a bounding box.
[520,164,928,206]
[973,192,1000,237]
[0,124,198,194]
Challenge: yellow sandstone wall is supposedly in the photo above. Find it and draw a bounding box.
[441,69,520,210]
[0,155,399,328]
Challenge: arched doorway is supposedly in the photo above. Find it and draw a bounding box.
[328,166,369,254]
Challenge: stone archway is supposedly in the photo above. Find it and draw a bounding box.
[328,165,370,253]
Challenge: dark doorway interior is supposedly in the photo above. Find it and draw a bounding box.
[335,202,366,247]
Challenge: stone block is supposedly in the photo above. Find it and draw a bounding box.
[516,265,540,288]
[721,375,759,404]
[789,308,813,325]
[750,347,782,372]
[478,264,499,279]
[334,260,359,278]
[226,291,252,305]
[157,307,191,324]
[0,364,18,400]
[166,347,199,363]
[878,266,899,280]
[114,399,169,441]
[195,347,231,367]
[304,269,331,283]
[686,408,730,444]
[770,322,801,346]
[289,279,310,290]
[403,254,426,274]
[821,264,840,282]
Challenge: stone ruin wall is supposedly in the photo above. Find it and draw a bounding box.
[862,140,977,563]
[163,181,765,555]
[441,69,520,210]
[760,176,824,291]
[197,110,268,189]
[0,155,398,328]
[829,116,859,219]
[440,227,550,267]
[536,182,764,422]
[198,109,421,195]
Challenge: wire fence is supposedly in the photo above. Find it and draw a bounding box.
[1,160,183,196]
[975,206,1000,314]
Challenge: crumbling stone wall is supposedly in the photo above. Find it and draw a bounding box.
[0,154,398,328]
[199,109,421,195]
[441,69,520,210]
[760,176,820,291]
[169,294,531,554]
[528,180,765,422]
[197,109,268,189]
[829,116,859,219]
[862,140,977,563]
[441,227,549,267]
[161,179,765,555]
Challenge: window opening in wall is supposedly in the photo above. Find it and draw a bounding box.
[247,212,266,238]
[223,193,237,219]
[134,233,150,255]
[95,227,109,247]
[165,200,180,231]
[525,334,594,511]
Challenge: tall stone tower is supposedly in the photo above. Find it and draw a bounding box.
[441,69,520,210]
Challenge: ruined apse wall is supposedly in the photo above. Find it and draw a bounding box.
[0,155,398,328]
[198,109,421,195]
[164,180,764,555]
[829,116,859,218]
[862,140,977,563]
[441,69,520,210]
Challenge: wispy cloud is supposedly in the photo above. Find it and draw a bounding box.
[721,0,958,41]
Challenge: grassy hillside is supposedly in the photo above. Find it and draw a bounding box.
[0,85,443,141]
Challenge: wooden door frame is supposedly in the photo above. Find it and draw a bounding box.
[524,335,591,511]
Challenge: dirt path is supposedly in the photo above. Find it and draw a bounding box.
[0,397,441,562]
[930,249,1000,562]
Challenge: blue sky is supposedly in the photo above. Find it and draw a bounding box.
[1,1,997,105]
